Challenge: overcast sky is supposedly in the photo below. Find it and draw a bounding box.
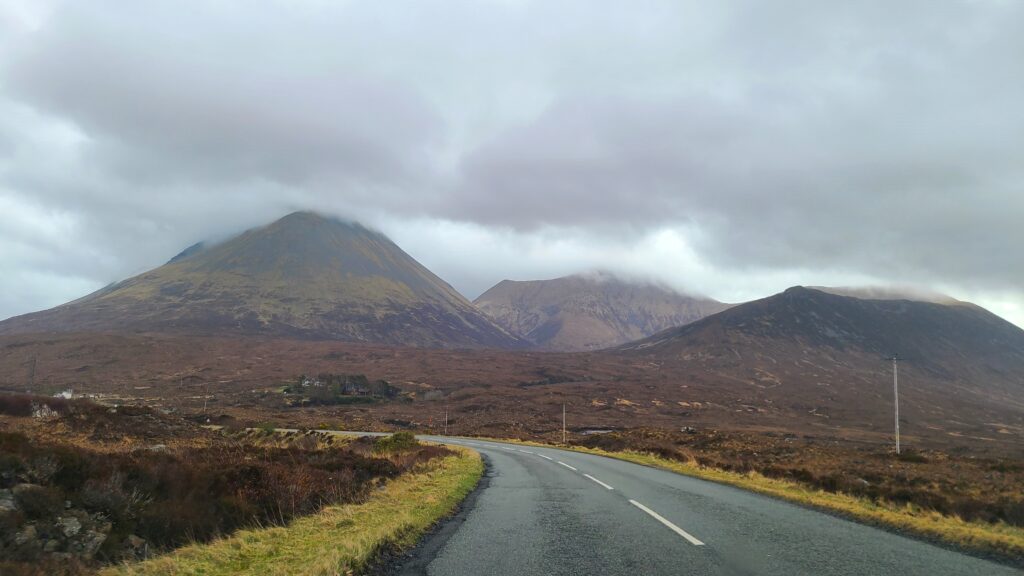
[1,0,1023,326]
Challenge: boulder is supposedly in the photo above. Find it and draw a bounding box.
[58,515,82,537]
[14,524,37,546]
[126,534,146,549]
[0,489,15,513]
[125,533,148,559]
[78,529,108,558]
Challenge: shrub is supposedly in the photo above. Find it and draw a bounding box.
[13,484,63,519]
[989,461,1022,473]
[0,393,80,418]
[0,394,33,417]
[374,432,419,454]
[998,498,1024,526]
[80,473,133,523]
[50,448,94,494]
[896,450,929,464]
[0,453,25,486]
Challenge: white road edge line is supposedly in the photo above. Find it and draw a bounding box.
[537,454,554,461]
[629,500,705,546]
[583,474,614,490]
[557,461,578,471]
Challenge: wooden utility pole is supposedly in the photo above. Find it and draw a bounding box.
[892,355,901,455]
[562,403,566,444]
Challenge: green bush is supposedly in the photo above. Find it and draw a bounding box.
[374,432,419,454]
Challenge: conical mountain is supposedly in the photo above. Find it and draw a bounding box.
[474,272,730,351]
[0,212,525,348]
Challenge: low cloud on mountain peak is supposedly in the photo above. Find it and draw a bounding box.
[1,0,1022,326]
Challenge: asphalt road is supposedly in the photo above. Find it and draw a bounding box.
[389,435,1020,576]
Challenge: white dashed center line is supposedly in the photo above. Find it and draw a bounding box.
[629,500,705,546]
[537,454,554,461]
[557,461,578,471]
[583,474,614,490]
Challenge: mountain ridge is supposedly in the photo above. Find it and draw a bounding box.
[622,286,1024,403]
[0,211,525,349]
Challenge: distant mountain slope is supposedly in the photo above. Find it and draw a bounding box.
[0,212,525,349]
[626,286,1024,371]
[809,286,964,305]
[474,273,730,351]
[621,286,1024,427]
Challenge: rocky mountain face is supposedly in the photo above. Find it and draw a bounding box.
[474,273,730,351]
[0,212,525,349]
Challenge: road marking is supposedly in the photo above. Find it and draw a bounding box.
[501,447,516,451]
[537,454,554,461]
[583,474,614,490]
[629,500,705,546]
[518,449,534,454]
[557,461,578,471]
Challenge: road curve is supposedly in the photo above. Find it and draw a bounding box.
[380,435,1020,576]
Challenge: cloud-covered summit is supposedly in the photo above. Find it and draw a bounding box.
[1,0,1022,325]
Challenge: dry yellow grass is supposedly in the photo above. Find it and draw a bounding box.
[103,447,483,576]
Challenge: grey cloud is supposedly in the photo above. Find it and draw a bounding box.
[4,2,444,190]
[448,0,1024,290]
[0,0,1022,322]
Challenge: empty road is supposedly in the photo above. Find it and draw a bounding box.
[389,435,1020,576]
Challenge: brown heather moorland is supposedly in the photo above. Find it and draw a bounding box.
[1,330,1020,456]
[0,394,452,576]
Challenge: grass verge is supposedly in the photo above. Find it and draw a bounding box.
[102,446,483,576]
[478,437,1024,563]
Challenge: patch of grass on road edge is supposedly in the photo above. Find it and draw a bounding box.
[485,438,1024,563]
[103,446,484,576]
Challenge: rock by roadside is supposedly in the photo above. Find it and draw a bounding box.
[0,483,150,565]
